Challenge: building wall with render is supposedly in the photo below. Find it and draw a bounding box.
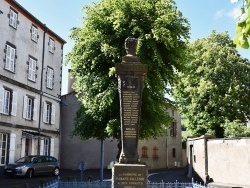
[187,136,250,186]
[0,0,65,169]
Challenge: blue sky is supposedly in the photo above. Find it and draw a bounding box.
[15,0,249,95]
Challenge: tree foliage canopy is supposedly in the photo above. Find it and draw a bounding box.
[233,0,250,48]
[173,31,250,138]
[66,0,190,140]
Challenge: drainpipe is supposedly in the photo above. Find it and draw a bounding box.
[37,25,48,155]
[100,139,104,182]
[204,137,209,183]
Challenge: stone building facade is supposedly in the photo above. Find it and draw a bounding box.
[139,108,183,169]
[0,0,65,169]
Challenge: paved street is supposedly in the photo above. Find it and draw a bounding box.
[0,167,190,188]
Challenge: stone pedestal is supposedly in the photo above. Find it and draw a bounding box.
[112,164,148,188]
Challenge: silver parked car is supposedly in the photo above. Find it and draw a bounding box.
[4,155,60,178]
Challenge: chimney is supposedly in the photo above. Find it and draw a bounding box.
[67,69,75,93]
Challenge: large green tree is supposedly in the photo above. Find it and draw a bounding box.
[66,0,190,140]
[173,31,250,138]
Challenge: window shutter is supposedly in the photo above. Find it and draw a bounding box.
[33,99,38,121]
[170,127,173,137]
[0,88,4,113]
[40,139,44,155]
[28,58,31,79]
[50,138,55,156]
[9,11,13,25]
[23,96,28,119]
[51,104,55,124]
[10,48,15,71]
[6,45,11,69]
[43,101,47,123]
[175,122,177,136]
[14,13,17,28]
[11,92,17,116]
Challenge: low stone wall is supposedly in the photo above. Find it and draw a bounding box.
[187,136,250,186]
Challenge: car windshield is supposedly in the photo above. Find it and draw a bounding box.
[16,156,37,163]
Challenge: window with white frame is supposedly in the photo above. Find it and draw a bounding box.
[31,25,38,42]
[0,133,8,165]
[43,101,55,124]
[9,8,18,29]
[48,38,55,53]
[0,88,17,116]
[5,44,16,72]
[44,138,50,155]
[23,96,37,121]
[28,57,37,82]
[46,67,54,89]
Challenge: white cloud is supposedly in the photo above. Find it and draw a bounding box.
[215,7,241,20]
[231,0,239,3]
[215,9,225,19]
[226,7,241,19]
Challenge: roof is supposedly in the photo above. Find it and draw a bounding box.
[5,0,66,44]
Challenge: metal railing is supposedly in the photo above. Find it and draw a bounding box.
[38,177,209,188]
[147,179,209,188]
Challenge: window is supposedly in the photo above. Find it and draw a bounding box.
[153,146,159,158]
[23,96,37,120]
[31,25,38,42]
[0,133,8,165]
[141,146,148,158]
[28,57,37,82]
[172,109,174,116]
[9,8,18,28]
[5,44,16,72]
[46,67,54,89]
[48,38,55,53]
[170,122,177,137]
[2,89,10,115]
[43,102,55,124]
[172,148,176,158]
[44,138,50,155]
[0,88,17,116]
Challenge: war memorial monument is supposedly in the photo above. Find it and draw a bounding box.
[112,37,148,188]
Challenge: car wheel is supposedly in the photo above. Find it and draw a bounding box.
[26,169,33,178]
[53,167,59,176]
